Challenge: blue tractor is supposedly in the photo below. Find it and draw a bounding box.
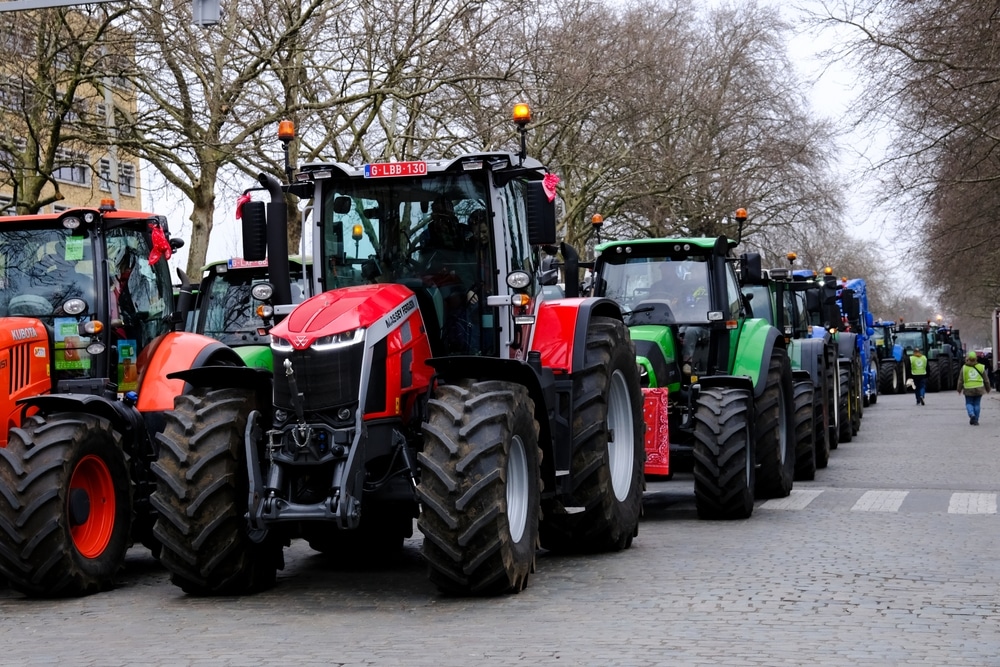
[840,278,879,408]
[874,320,905,394]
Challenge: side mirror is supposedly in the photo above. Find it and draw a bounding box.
[241,201,268,262]
[525,180,556,246]
[739,252,762,285]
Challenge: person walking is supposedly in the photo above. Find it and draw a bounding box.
[957,349,991,425]
[910,348,928,405]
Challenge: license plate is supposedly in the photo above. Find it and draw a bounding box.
[364,161,428,178]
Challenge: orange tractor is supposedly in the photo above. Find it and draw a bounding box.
[0,203,245,597]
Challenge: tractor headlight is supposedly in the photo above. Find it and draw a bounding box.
[312,328,364,351]
[271,336,293,351]
[63,298,87,316]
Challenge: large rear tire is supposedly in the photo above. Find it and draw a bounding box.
[837,364,853,443]
[692,387,754,520]
[0,413,131,597]
[539,317,644,553]
[418,380,540,595]
[754,349,795,499]
[793,380,816,481]
[927,359,942,392]
[879,360,900,395]
[825,345,840,451]
[151,388,282,596]
[867,358,878,405]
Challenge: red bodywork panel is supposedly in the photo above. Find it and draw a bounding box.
[136,332,227,412]
[272,283,434,421]
[642,387,670,476]
[0,319,51,447]
[529,300,582,373]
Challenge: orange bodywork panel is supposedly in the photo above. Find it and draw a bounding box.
[643,387,670,476]
[0,319,52,447]
[136,331,220,412]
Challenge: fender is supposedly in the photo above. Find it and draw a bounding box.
[837,332,858,361]
[791,337,826,389]
[529,296,624,373]
[17,392,152,461]
[137,331,246,412]
[733,319,784,398]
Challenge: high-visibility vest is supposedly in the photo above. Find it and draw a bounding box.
[962,363,986,389]
[910,354,928,376]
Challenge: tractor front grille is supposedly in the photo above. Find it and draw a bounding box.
[8,342,30,395]
[272,344,364,412]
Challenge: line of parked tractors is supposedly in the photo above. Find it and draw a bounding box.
[0,109,955,600]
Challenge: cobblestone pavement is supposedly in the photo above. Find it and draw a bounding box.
[2,392,999,666]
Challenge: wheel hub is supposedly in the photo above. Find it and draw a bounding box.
[68,487,91,526]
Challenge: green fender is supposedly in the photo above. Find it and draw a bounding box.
[627,324,681,392]
[732,318,783,397]
[235,345,274,372]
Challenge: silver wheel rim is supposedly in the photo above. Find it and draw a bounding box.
[607,369,634,502]
[507,435,529,544]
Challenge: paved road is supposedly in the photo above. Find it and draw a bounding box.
[2,391,999,666]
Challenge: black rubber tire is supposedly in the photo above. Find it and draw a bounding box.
[754,348,795,499]
[851,357,863,435]
[838,364,853,443]
[927,359,942,393]
[0,413,132,597]
[824,345,839,451]
[538,317,644,553]
[692,387,754,520]
[879,360,900,395]
[867,359,878,405]
[151,388,283,596]
[418,380,540,595]
[792,380,816,481]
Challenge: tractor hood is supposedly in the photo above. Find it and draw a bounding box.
[271,283,415,351]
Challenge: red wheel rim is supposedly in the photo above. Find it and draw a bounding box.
[68,454,116,558]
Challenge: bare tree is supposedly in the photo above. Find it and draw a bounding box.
[0,7,130,214]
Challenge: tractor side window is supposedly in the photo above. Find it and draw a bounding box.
[724,263,743,319]
[106,228,172,390]
[498,180,534,292]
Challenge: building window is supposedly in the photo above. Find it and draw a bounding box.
[54,147,89,185]
[100,158,137,195]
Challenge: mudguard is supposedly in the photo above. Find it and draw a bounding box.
[136,331,245,412]
[837,332,858,362]
[732,318,784,398]
[789,337,826,388]
[529,297,624,373]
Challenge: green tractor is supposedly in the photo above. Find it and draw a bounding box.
[591,232,795,519]
[741,260,839,481]
[188,256,312,371]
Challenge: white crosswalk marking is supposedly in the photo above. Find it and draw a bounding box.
[851,490,908,512]
[760,489,824,510]
[948,492,998,514]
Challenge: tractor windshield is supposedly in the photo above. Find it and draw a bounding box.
[0,225,96,320]
[319,172,490,290]
[895,330,926,353]
[199,261,311,345]
[598,256,711,324]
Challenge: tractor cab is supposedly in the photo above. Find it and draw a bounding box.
[0,204,182,396]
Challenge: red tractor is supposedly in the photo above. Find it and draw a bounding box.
[0,203,245,597]
[152,107,646,595]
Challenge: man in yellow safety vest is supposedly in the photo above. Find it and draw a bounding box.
[957,350,992,425]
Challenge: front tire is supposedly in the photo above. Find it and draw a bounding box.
[539,317,644,553]
[692,387,754,520]
[838,364,853,443]
[879,360,900,395]
[754,349,795,499]
[151,388,282,596]
[793,380,817,481]
[0,413,132,597]
[418,380,540,595]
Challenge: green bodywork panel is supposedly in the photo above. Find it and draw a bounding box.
[629,324,680,391]
[731,317,772,388]
[235,345,273,372]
